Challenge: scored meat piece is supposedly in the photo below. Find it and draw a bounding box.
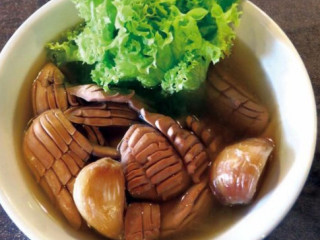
[125,203,161,240]
[206,65,269,136]
[32,63,68,115]
[120,124,191,201]
[64,103,139,127]
[141,110,210,183]
[23,109,120,229]
[160,180,214,237]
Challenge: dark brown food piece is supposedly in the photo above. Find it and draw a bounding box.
[206,65,269,136]
[209,138,274,205]
[125,203,161,240]
[64,103,139,127]
[32,63,68,115]
[120,124,191,201]
[141,110,210,183]
[160,180,214,237]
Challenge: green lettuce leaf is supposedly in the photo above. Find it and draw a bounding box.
[46,23,84,65]
[47,0,241,94]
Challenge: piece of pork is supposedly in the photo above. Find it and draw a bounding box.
[67,84,135,103]
[32,64,139,122]
[185,115,227,159]
[80,125,106,146]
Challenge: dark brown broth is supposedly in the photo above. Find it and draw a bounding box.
[15,38,279,240]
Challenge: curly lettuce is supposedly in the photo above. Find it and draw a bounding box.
[47,0,241,94]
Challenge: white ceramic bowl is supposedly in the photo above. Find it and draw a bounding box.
[0,0,317,240]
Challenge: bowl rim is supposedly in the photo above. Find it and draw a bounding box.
[0,2,72,240]
[231,2,317,239]
[0,0,317,240]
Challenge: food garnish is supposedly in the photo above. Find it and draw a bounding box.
[47,0,241,94]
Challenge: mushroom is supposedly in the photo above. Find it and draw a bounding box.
[206,65,269,136]
[125,203,160,240]
[32,63,139,128]
[23,109,121,228]
[141,110,210,183]
[120,124,191,201]
[64,102,138,127]
[160,180,214,237]
[32,63,68,115]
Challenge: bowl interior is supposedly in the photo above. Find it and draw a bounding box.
[0,1,316,240]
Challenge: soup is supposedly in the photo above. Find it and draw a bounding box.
[18,38,279,239]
